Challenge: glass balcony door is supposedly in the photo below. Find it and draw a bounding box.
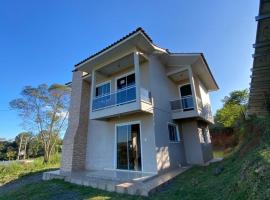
[179,84,194,111]
[116,123,141,171]
[116,73,136,104]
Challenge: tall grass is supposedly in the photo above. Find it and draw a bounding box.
[0,154,60,185]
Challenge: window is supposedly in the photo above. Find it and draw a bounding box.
[95,82,110,97]
[117,73,135,90]
[179,84,194,111]
[201,128,210,144]
[179,84,192,97]
[168,123,180,142]
[198,122,210,144]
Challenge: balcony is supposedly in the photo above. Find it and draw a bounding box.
[170,95,195,112]
[91,85,152,120]
[170,96,213,123]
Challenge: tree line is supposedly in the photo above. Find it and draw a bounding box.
[0,132,62,161]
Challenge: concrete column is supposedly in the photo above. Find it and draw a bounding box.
[134,52,141,107]
[182,120,204,165]
[188,67,198,112]
[90,69,96,112]
[60,70,90,173]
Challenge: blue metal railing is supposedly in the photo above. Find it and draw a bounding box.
[170,95,195,111]
[92,86,136,111]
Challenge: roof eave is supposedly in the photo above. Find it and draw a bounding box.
[74,28,164,70]
[199,53,219,90]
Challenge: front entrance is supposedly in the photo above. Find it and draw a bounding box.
[116,123,142,171]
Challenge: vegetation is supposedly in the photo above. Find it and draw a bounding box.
[0,139,18,161]
[0,132,60,161]
[0,116,269,200]
[10,84,70,163]
[0,154,60,185]
[211,89,249,154]
[214,89,249,128]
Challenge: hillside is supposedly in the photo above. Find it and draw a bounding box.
[153,117,270,200]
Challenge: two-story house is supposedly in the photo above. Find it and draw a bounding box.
[47,28,218,190]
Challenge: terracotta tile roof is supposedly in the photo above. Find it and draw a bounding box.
[74,27,153,67]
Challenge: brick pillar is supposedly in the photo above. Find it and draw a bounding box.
[60,70,90,173]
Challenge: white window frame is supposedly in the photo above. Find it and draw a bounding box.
[95,80,111,97]
[167,122,180,143]
[178,83,192,98]
[115,70,135,91]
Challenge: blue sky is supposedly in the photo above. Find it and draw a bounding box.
[0,1,259,139]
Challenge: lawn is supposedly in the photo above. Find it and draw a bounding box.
[213,150,224,158]
[1,138,270,200]
[0,154,60,185]
[0,119,269,200]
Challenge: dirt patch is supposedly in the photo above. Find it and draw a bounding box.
[238,124,263,158]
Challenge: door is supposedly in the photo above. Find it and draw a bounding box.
[179,84,194,111]
[116,73,136,104]
[116,123,141,171]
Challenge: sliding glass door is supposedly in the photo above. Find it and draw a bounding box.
[116,123,141,171]
[116,73,136,104]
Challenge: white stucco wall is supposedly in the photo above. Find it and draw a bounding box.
[85,112,157,173]
[148,55,187,172]
[198,79,211,107]
[182,120,204,164]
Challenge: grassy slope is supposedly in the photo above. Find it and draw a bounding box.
[0,154,60,185]
[0,119,269,200]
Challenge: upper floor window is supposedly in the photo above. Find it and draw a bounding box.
[179,84,194,111]
[168,123,180,142]
[95,81,110,97]
[117,73,135,90]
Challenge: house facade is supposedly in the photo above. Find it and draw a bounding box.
[60,28,219,175]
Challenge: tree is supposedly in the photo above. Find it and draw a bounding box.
[6,146,16,161]
[27,136,43,158]
[215,89,249,128]
[10,84,70,163]
[222,89,249,106]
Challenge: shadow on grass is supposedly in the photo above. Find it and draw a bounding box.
[18,167,60,180]
[0,179,144,200]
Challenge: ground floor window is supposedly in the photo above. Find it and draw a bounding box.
[201,127,210,144]
[168,123,180,142]
[198,122,211,144]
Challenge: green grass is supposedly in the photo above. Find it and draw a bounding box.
[0,154,60,185]
[213,150,224,158]
[1,118,270,200]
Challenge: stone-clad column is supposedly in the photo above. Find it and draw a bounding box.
[60,70,90,173]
